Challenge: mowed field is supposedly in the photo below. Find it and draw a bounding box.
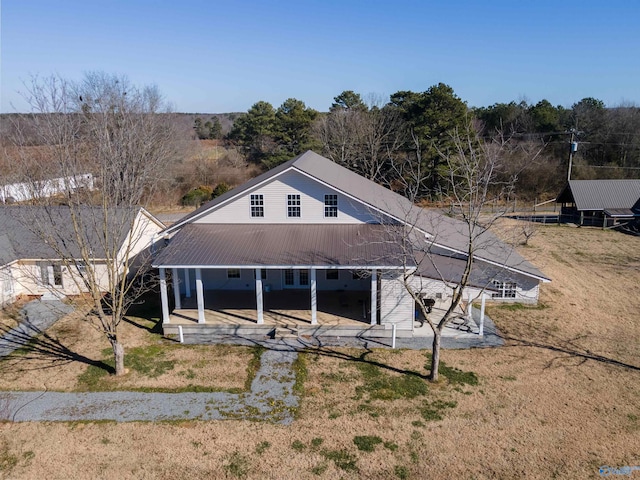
[1,223,639,479]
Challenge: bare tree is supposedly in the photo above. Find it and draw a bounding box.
[5,72,184,375]
[395,122,544,381]
[314,93,405,183]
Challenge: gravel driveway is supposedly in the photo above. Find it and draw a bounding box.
[0,348,299,424]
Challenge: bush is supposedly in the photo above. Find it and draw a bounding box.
[181,185,213,206]
[212,182,230,198]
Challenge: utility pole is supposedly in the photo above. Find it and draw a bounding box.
[567,129,578,182]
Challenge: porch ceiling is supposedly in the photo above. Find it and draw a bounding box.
[154,223,412,268]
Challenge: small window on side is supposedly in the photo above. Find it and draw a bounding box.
[326,270,339,280]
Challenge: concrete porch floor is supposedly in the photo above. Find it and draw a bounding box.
[166,290,480,339]
[169,290,372,327]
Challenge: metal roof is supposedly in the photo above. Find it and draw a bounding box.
[153,224,412,268]
[161,150,549,281]
[557,179,640,212]
[415,248,523,290]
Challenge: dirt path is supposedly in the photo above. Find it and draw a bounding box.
[0,348,298,424]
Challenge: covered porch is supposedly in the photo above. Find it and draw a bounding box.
[159,266,382,328]
[168,289,372,327]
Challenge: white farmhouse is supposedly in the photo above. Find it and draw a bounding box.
[154,151,550,338]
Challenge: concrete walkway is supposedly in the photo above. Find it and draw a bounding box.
[0,348,299,424]
[0,299,74,358]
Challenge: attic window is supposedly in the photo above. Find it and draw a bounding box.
[287,194,301,217]
[250,194,264,217]
[324,194,338,217]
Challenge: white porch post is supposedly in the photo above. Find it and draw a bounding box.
[255,268,264,324]
[159,268,170,324]
[310,269,317,325]
[184,268,191,298]
[479,293,486,336]
[195,268,205,324]
[370,269,377,325]
[172,268,181,310]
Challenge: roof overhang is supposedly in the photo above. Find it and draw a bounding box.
[153,223,414,269]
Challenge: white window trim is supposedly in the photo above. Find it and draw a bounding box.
[324,194,338,218]
[287,194,301,218]
[250,194,264,218]
[491,280,517,298]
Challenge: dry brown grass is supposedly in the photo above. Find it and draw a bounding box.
[0,304,252,393]
[1,225,639,479]
[0,299,28,332]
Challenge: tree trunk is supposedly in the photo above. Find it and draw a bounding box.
[111,339,125,376]
[429,330,441,382]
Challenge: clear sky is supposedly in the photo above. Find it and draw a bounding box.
[1,0,639,113]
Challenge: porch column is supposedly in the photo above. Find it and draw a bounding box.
[195,268,205,324]
[172,268,181,310]
[159,268,170,324]
[479,293,486,336]
[370,269,377,325]
[255,268,264,324]
[184,268,191,298]
[310,269,317,325]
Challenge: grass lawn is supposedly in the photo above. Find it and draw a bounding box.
[1,223,639,479]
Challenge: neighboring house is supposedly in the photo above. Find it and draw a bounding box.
[0,174,94,204]
[154,151,550,335]
[556,179,640,227]
[0,206,164,306]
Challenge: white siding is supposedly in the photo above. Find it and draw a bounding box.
[408,271,541,307]
[6,261,111,299]
[187,268,371,293]
[117,210,164,277]
[199,268,256,291]
[194,170,382,224]
[0,266,15,306]
[380,272,414,330]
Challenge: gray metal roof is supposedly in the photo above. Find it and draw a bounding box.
[153,224,412,268]
[0,206,143,265]
[416,248,521,291]
[557,179,640,212]
[162,150,549,281]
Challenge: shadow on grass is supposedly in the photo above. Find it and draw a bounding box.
[0,324,115,375]
[186,333,433,381]
[502,333,640,372]
[122,292,163,335]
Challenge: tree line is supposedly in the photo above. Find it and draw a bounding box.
[218,85,640,200]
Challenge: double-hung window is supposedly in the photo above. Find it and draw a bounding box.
[324,194,338,217]
[250,194,264,217]
[287,194,301,217]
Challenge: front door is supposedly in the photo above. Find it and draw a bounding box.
[283,269,309,289]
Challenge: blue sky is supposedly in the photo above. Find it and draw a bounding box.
[1,0,639,113]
